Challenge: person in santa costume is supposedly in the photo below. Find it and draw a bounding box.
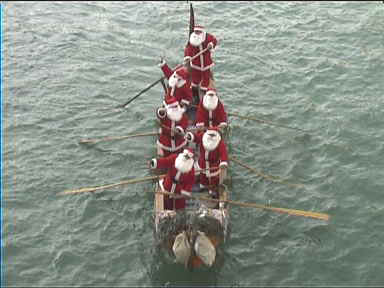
[156,97,189,157]
[150,148,195,210]
[195,87,228,130]
[184,25,218,103]
[185,126,228,198]
[158,59,193,109]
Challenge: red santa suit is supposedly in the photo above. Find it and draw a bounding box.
[184,25,218,91]
[195,88,227,128]
[151,148,195,210]
[156,97,189,157]
[186,127,228,188]
[159,63,193,107]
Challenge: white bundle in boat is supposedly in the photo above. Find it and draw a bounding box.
[194,231,216,267]
[172,231,191,267]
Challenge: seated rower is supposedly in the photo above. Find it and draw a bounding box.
[156,97,189,157]
[159,58,193,110]
[150,148,195,210]
[195,88,228,132]
[185,126,228,198]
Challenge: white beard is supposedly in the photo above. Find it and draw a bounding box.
[168,73,178,88]
[169,73,187,89]
[202,132,221,151]
[189,31,206,47]
[167,107,183,122]
[203,95,218,111]
[175,153,194,173]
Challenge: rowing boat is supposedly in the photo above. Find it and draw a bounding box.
[153,75,231,269]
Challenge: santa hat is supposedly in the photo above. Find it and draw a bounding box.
[205,126,221,137]
[205,88,217,97]
[163,96,179,109]
[182,147,194,159]
[194,25,205,32]
[175,67,189,80]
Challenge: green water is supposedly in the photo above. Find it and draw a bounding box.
[2,1,384,286]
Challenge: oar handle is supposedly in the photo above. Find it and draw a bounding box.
[117,76,165,109]
[188,47,210,63]
[58,174,166,195]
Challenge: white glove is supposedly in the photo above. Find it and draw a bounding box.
[181,190,191,197]
[175,126,184,136]
[207,42,214,50]
[149,159,157,169]
[158,56,166,67]
[185,132,194,142]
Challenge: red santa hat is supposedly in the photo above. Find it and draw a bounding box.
[205,126,220,137]
[205,88,217,97]
[163,96,179,109]
[194,25,205,32]
[175,67,189,80]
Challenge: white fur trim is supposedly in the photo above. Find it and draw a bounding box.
[219,161,228,167]
[195,122,204,127]
[151,159,157,169]
[186,132,194,142]
[190,62,214,71]
[157,139,187,152]
[176,126,184,135]
[181,99,190,105]
[157,107,167,119]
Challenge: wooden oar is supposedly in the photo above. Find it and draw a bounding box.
[229,156,305,189]
[58,174,166,196]
[58,165,221,196]
[116,76,165,109]
[228,112,310,133]
[189,3,194,42]
[156,190,329,221]
[79,132,159,144]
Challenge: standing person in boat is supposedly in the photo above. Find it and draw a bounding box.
[185,126,228,198]
[150,148,195,210]
[184,25,218,104]
[158,58,193,109]
[156,97,189,157]
[195,87,228,131]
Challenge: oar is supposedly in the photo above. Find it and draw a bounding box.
[228,112,310,133]
[116,47,208,109]
[116,76,165,109]
[79,132,159,144]
[156,190,330,221]
[160,77,168,93]
[229,156,305,189]
[58,174,166,196]
[189,3,194,42]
